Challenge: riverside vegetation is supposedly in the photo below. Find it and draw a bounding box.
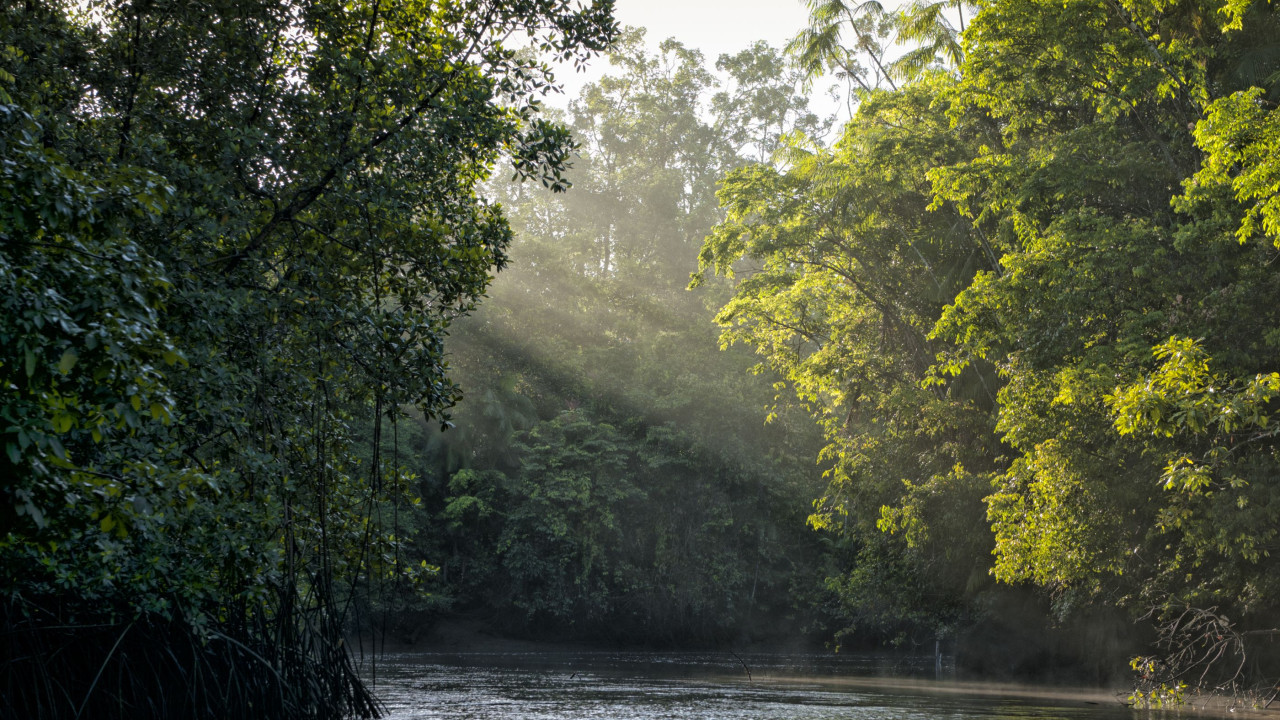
[4,0,1280,717]
[1,0,615,716]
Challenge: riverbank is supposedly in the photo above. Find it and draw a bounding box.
[354,617,607,654]
[757,674,1278,718]
[357,616,827,654]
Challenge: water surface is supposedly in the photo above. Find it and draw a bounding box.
[362,651,1140,720]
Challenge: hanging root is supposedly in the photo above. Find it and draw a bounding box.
[1130,601,1280,709]
[1,598,379,720]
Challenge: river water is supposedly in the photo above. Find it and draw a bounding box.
[360,651,1143,720]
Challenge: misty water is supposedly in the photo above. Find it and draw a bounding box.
[361,651,1141,720]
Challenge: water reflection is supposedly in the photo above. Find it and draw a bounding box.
[362,652,1136,720]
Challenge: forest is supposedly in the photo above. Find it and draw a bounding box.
[2,0,1279,717]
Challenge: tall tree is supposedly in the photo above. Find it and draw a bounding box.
[789,0,899,95]
[892,0,971,79]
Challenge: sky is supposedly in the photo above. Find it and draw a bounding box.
[611,0,811,61]
[552,0,821,106]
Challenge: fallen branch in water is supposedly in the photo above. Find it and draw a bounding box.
[730,651,752,683]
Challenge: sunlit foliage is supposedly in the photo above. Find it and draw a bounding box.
[704,0,1280,690]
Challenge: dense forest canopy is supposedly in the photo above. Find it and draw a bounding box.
[697,0,1280,699]
[364,31,840,646]
[0,0,614,716]
[3,0,1280,716]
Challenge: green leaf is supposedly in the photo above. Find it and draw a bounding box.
[58,349,78,375]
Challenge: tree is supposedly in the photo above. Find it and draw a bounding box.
[789,0,900,96]
[695,73,1003,646]
[891,0,970,80]
[929,0,1280,692]
[706,0,1280,687]
[713,41,832,163]
[0,0,615,716]
[787,0,977,102]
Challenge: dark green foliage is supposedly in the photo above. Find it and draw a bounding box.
[1,0,614,716]
[477,411,817,642]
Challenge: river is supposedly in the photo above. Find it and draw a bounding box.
[359,651,1148,720]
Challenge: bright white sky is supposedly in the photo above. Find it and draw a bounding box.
[613,0,811,61]
[553,0,823,107]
